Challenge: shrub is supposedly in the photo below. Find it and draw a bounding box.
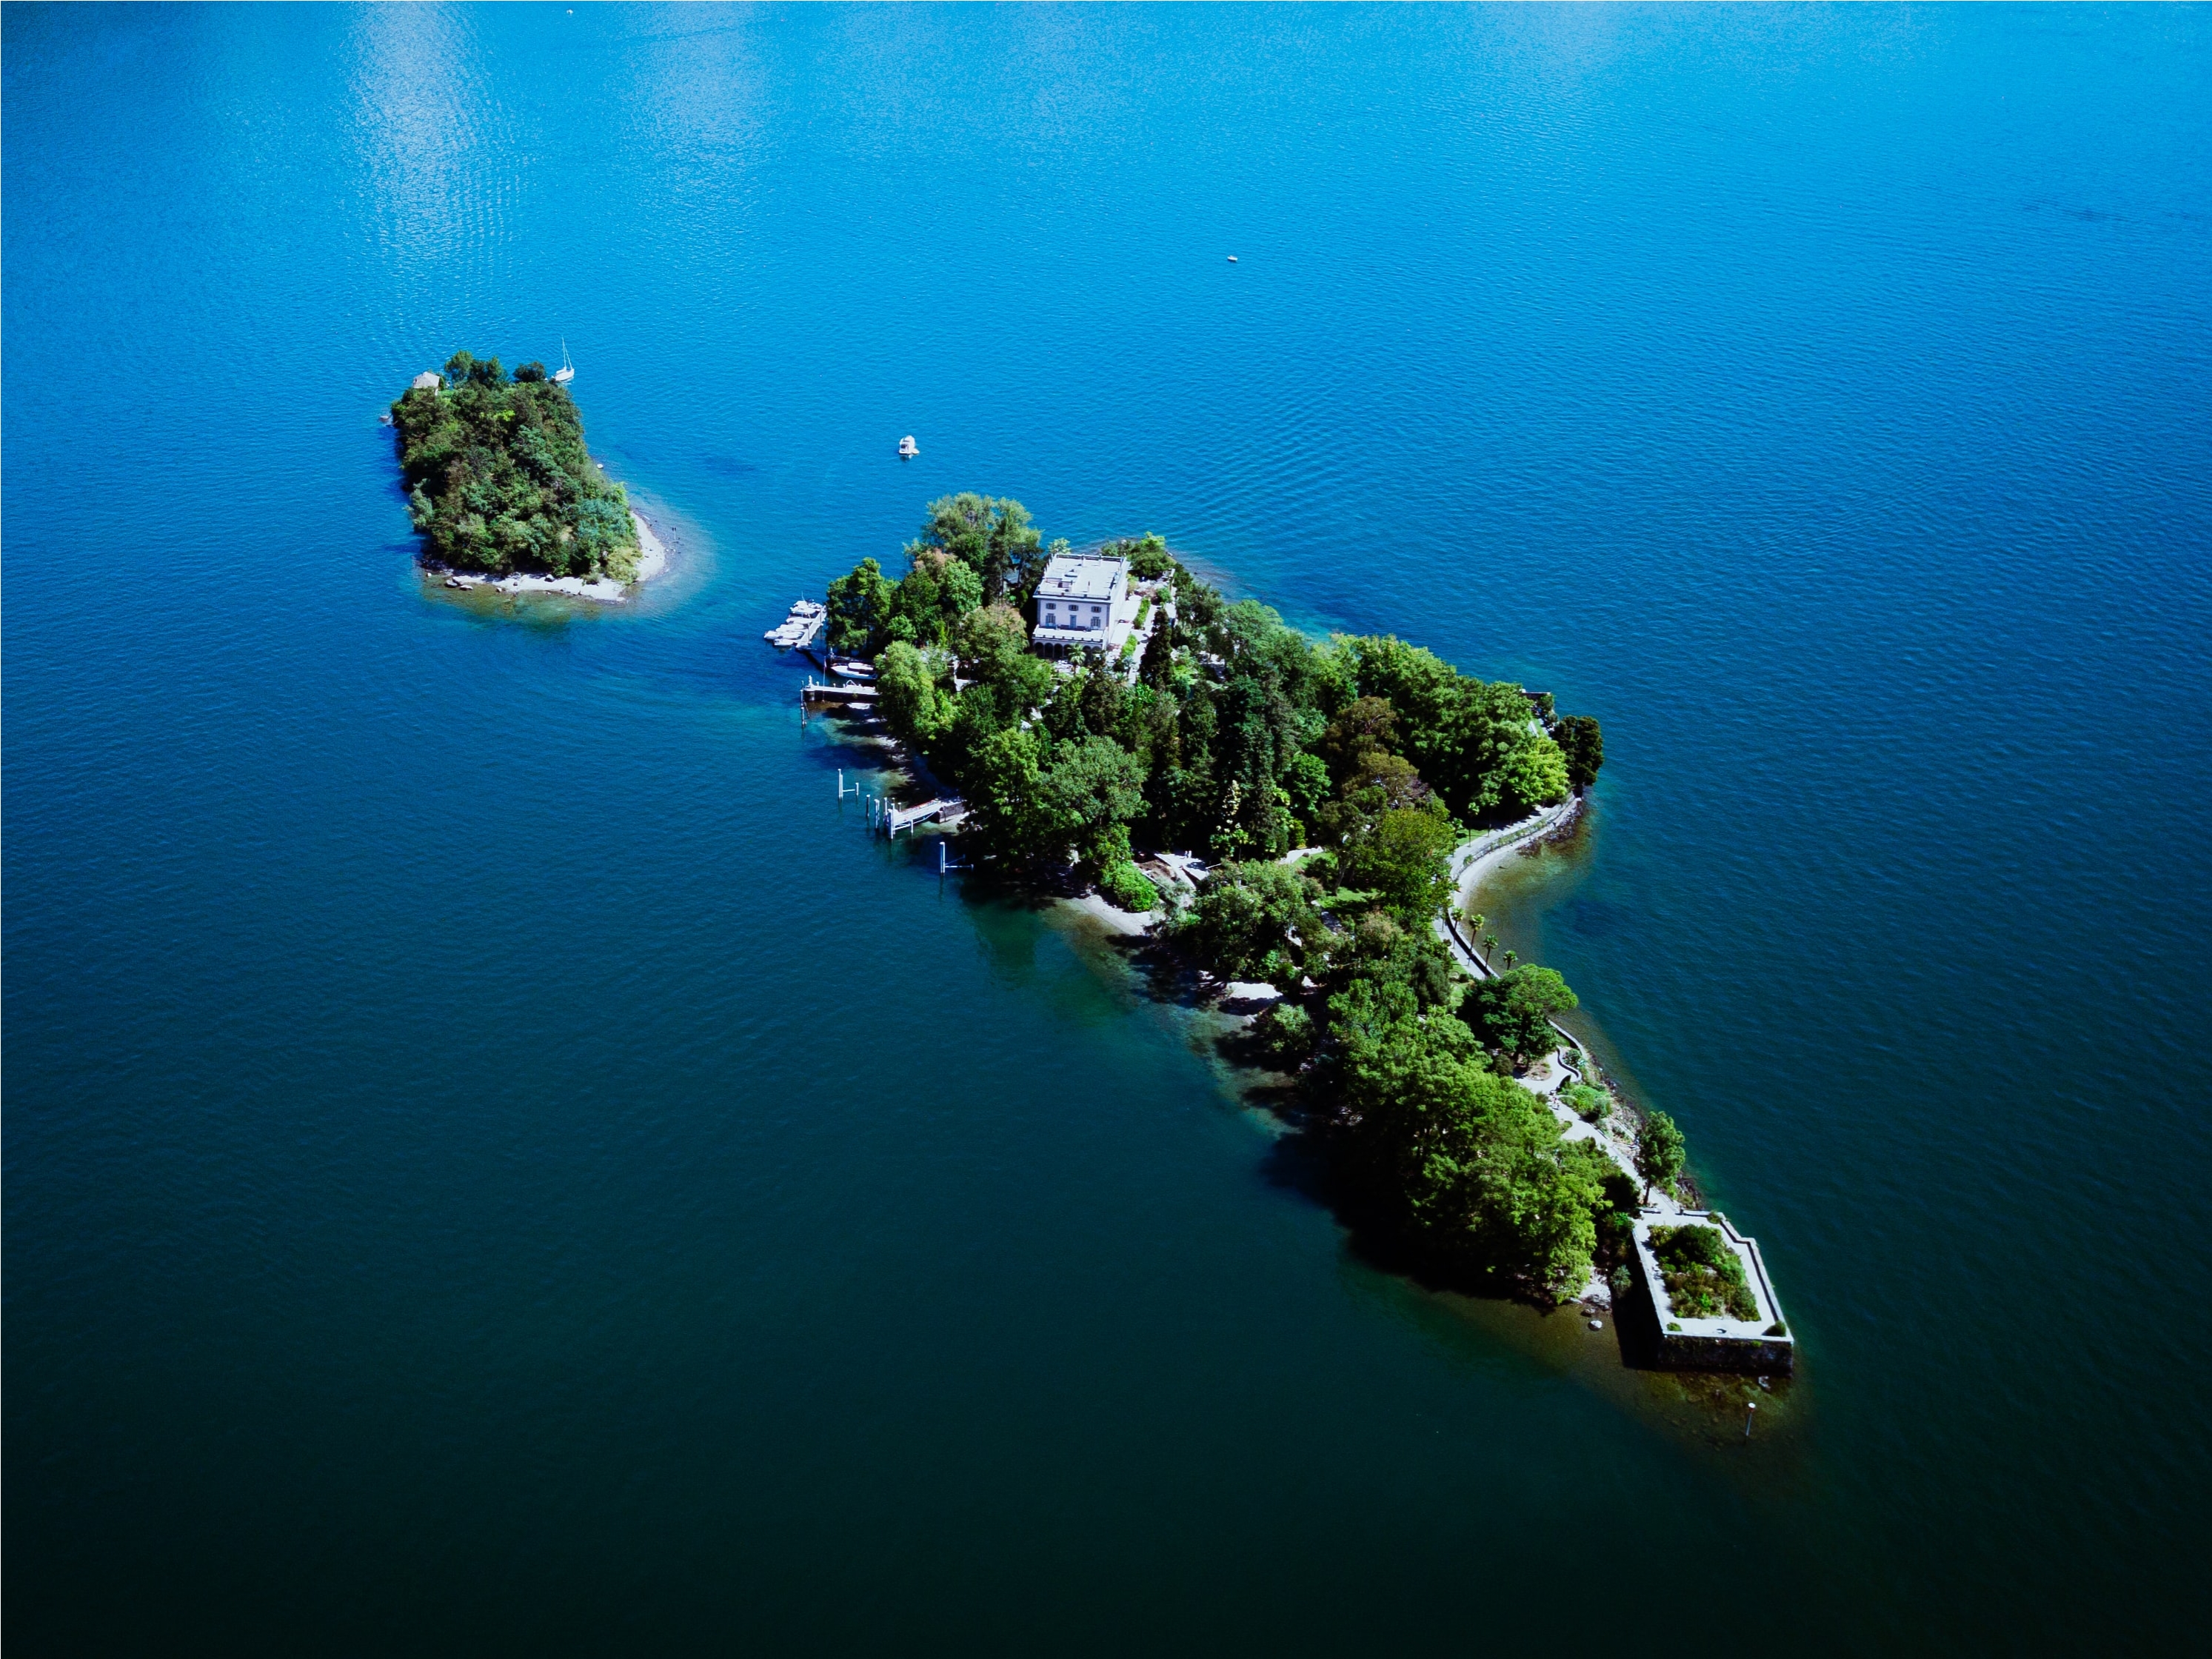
[1648,1224,1759,1321]
[1097,860,1161,914]
[1562,1081,1611,1122]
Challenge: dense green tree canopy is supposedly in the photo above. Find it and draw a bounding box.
[390,355,640,578]
[877,642,956,750]
[826,494,1605,922]
[1180,861,1327,988]
[1303,938,1613,1298]
[1466,965,1580,1067]
[1637,1109,1688,1197]
[1029,735,1149,869]
[826,558,897,655]
[1109,533,1173,581]
[1336,798,1459,921]
[1554,715,1605,792]
[906,493,1046,605]
[827,548,989,657]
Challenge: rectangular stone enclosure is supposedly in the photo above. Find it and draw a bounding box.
[1631,1209,1796,1375]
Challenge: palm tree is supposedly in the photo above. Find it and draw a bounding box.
[1502,949,1517,971]
[1481,932,1499,962]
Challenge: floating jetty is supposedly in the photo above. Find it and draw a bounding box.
[764,599,826,650]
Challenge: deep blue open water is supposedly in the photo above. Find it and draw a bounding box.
[7,4,2208,1651]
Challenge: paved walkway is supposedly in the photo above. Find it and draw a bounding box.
[1429,798,1685,1238]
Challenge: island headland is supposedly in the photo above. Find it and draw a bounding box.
[785,494,1791,1374]
[390,352,666,603]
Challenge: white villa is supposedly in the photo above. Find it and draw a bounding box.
[1031,551,1142,659]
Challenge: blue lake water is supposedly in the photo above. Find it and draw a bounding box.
[6,4,2208,1650]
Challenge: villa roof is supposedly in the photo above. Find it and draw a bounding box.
[1035,553,1124,604]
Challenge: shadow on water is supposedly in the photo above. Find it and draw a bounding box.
[1246,1045,1814,1469]
[783,722,1811,1467]
[1074,818,1815,1470]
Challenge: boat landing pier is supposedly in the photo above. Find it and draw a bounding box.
[766,600,826,652]
[801,678,878,707]
[883,797,965,836]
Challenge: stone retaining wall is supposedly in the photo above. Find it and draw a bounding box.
[1630,1209,1796,1375]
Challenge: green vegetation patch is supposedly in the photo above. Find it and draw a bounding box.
[1561,1081,1611,1122]
[1648,1224,1760,1322]
[391,353,640,579]
[1097,859,1161,914]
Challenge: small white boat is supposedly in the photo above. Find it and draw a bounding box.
[552,338,575,385]
[898,434,918,458]
[1226,255,1238,263]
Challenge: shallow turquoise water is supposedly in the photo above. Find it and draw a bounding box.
[6,4,2208,1650]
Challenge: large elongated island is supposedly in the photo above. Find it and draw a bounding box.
[796,493,1791,1371]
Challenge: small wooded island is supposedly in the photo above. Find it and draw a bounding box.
[806,495,1791,1370]
[390,352,644,584]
